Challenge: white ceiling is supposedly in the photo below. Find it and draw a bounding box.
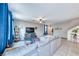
[8,3,79,24]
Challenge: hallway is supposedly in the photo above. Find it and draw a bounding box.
[53,39,79,56]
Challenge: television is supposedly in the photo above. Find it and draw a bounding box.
[26,27,35,33]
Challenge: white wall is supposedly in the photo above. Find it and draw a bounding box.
[14,19,44,40]
[14,18,79,40]
[53,18,79,38]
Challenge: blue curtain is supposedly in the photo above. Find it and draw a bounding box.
[0,3,8,55]
[0,3,14,55]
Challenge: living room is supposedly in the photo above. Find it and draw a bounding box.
[0,3,79,56]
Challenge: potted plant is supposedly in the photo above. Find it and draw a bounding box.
[72,28,79,39]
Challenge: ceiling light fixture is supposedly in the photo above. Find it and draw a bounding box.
[33,16,46,23]
[39,21,42,23]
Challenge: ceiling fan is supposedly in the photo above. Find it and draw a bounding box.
[33,16,47,23]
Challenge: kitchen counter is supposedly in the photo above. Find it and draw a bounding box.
[3,35,60,56]
[38,35,59,47]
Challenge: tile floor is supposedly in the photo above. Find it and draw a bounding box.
[53,39,79,56]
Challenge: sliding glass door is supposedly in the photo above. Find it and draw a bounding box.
[7,11,14,47]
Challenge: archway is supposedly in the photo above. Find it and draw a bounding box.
[67,26,79,43]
